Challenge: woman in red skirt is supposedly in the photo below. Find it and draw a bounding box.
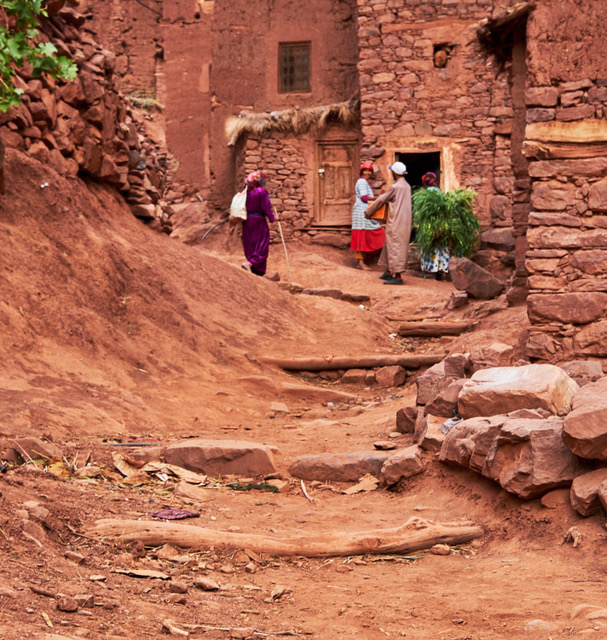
[350,162,385,269]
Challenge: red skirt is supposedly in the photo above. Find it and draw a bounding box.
[350,228,385,253]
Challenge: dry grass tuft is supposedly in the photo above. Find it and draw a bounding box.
[225,97,360,146]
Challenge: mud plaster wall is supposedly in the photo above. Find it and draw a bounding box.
[211,0,359,211]
[83,1,213,193]
[356,0,517,272]
[161,7,213,189]
[524,0,607,363]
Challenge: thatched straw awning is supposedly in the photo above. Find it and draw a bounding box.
[476,2,533,72]
[225,97,360,147]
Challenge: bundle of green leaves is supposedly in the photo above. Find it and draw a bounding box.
[412,186,480,258]
[0,0,77,112]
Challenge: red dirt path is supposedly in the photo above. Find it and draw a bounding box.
[0,149,604,640]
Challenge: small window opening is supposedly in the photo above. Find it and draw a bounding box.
[433,43,455,68]
[279,42,311,93]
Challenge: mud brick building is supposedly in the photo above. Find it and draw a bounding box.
[78,0,607,363]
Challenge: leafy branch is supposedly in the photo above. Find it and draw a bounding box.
[412,186,481,258]
[0,0,77,112]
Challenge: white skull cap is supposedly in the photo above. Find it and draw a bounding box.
[389,161,407,175]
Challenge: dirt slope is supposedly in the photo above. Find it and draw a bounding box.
[0,149,394,441]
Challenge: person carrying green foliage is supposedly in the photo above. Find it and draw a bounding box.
[412,173,480,281]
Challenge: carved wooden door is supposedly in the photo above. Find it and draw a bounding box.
[316,141,357,226]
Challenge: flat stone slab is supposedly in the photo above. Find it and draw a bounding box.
[289,452,392,482]
[458,364,579,419]
[164,439,277,477]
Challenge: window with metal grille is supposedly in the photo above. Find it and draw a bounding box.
[278,42,311,93]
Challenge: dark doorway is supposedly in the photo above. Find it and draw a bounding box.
[395,151,441,189]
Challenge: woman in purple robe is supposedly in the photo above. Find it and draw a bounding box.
[241,171,276,275]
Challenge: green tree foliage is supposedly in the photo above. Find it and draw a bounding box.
[0,0,77,112]
[412,186,481,258]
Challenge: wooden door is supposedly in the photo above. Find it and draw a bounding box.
[316,141,357,226]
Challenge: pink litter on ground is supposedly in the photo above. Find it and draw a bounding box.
[151,508,200,520]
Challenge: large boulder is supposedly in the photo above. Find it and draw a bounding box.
[458,364,579,419]
[415,361,457,406]
[563,377,607,461]
[288,452,392,482]
[570,468,607,516]
[481,417,586,499]
[439,415,506,472]
[449,257,505,300]
[164,439,277,477]
[380,445,425,486]
[558,361,603,387]
[440,415,587,499]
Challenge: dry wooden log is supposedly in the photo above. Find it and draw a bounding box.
[86,516,482,558]
[258,354,443,372]
[522,141,607,160]
[397,321,470,337]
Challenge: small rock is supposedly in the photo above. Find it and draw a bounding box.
[244,562,256,573]
[74,594,94,608]
[375,365,406,388]
[430,544,450,555]
[194,577,219,591]
[572,604,604,619]
[22,520,46,544]
[373,441,397,451]
[219,564,235,574]
[523,619,554,632]
[64,550,85,564]
[540,488,570,510]
[270,585,290,600]
[270,402,289,414]
[165,594,187,604]
[168,581,188,594]
[56,596,79,612]
[335,564,353,572]
[88,575,107,582]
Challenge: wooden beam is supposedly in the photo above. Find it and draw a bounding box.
[523,140,607,160]
[398,321,470,337]
[86,516,483,558]
[526,120,607,145]
[258,354,444,371]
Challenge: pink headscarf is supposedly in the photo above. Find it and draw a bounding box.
[245,171,268,189]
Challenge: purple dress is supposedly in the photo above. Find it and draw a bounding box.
[243,186,275,275]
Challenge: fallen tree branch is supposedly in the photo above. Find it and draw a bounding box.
[398,321,471,337]
[86,516,482,558]
[258,354,443,372]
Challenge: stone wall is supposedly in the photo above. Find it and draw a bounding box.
[356,0,517,277]
[0,2,172,231]
[237,133,317,242]
[524,0,607,362]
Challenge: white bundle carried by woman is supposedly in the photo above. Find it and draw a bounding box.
[229,188,247,221]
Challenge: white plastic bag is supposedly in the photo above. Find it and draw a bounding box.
[229,188,247,221]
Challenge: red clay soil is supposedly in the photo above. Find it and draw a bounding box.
[0,149,605,640]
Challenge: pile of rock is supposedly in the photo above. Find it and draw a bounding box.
[400,345,607,514]
[0,1,173,232]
